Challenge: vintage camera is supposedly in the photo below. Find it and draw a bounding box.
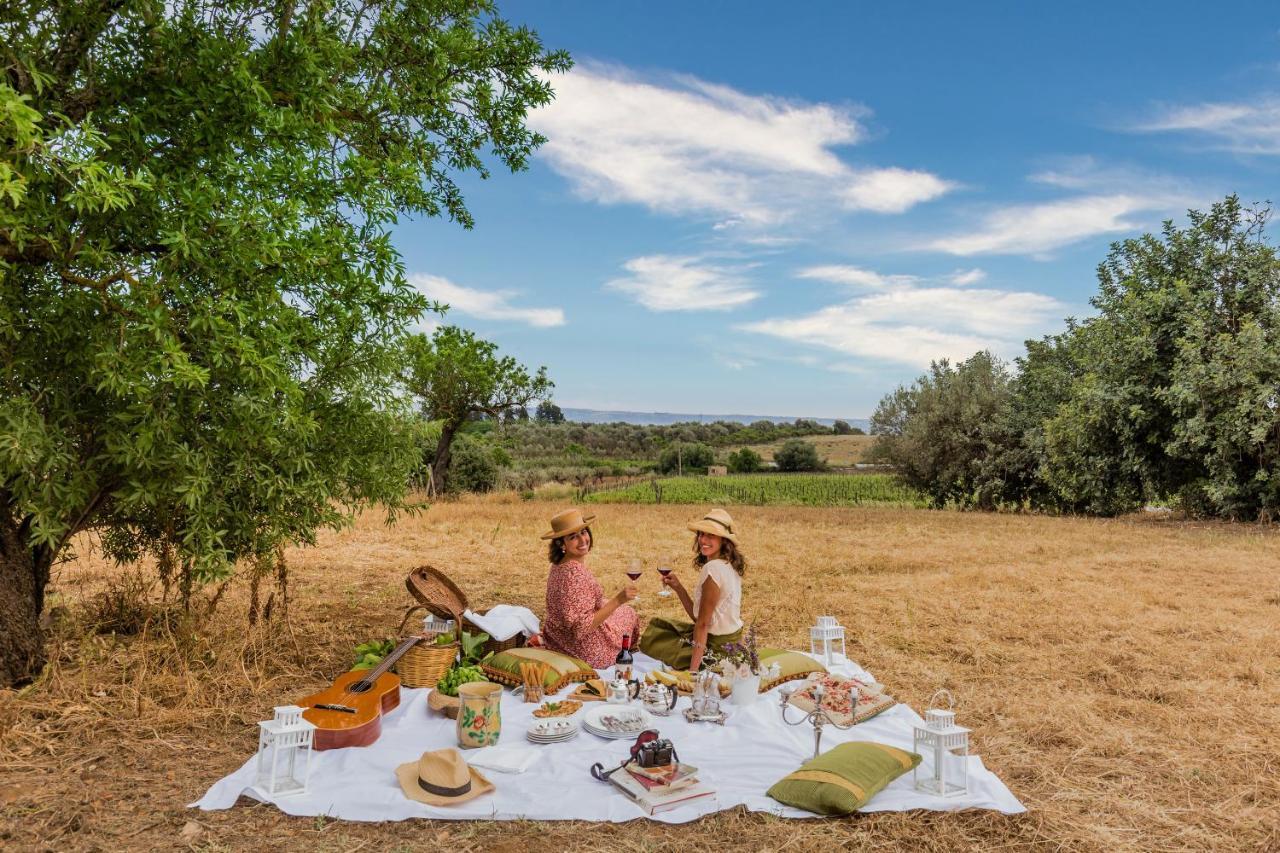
[634,737,675,768]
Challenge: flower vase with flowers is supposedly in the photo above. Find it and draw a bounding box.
[709,624,780,705]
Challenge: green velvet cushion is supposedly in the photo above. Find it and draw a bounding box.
[480,647,595,692]
[767,742,921,815]
[757,648,827,691]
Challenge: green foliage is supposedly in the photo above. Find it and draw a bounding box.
[773,439,825,472]
[352,638,396,670]
[656,442,716,474]
[405,326,551,493]
[870,352,1013,509]
[458,630,492,666]
[727,447,763,474]
[832,420,853,435]
[871,196,1280,520]
[0,0,570,682]
[535,400,565,424]
[582,474,924,508]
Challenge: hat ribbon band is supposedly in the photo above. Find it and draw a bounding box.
[704,515,732,533]
[417,776,472,798]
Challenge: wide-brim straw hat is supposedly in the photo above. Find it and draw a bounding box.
[395,748,494,806]
[541,507,596,540]
[687,507,738,543]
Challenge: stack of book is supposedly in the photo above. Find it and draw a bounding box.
[605,762,714,815]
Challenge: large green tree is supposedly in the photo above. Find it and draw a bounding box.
[0,1,569,685]
[405,326,551,495]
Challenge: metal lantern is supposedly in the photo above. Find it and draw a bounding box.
[912,690,970,797]
[809,616,846,666]
[255,705,316,797]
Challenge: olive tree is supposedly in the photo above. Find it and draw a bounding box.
[0,0,569,686]
[405,326,552,495]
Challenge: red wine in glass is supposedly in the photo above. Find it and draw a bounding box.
[657,566,673,597]
[625,559,642,599]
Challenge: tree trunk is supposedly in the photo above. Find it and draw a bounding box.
[0,514,51,687]
[431,420,460,496]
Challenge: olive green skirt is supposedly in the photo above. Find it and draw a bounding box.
[639,617,743,671]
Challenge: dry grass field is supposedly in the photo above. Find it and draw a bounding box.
[1,498,1277,852]
[742,434,877,467]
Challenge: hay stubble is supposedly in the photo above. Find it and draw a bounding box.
[0,500,1276,851]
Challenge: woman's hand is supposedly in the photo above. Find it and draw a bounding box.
[661,573,685,594]
[614,583,639,605]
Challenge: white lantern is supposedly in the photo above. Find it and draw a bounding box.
[255,705,316,796]
[808,615,846,666]
[912,690,969,797]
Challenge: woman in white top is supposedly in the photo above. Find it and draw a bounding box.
[638,508,745,671]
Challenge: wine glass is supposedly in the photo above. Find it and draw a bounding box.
[657,565,673,597]
[625,558,642,601]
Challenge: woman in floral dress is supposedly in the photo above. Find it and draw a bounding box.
[541,508,640,669]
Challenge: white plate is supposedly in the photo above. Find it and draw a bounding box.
[529,718,578,738]
[582,704,651,739]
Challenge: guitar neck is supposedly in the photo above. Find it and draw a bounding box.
[365,636,422,682]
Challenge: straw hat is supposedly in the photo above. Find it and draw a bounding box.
[395,748,494,806]
[541,507,596,540]
[687,507,738,543]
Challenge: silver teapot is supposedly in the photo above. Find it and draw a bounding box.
[638,682,678,716]
[605,677,640,704]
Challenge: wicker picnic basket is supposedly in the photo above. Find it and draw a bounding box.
[394,605,458,689]
[404,565,527,657]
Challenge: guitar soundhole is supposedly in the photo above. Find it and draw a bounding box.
[349,680,372,694]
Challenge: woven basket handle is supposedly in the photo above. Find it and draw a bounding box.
[397,604,431,636]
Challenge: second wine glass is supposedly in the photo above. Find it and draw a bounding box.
[657,565,673,597]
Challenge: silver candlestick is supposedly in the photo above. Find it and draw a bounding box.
[779,682,857,759]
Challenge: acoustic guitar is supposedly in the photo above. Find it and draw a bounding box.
[297,636,424,750]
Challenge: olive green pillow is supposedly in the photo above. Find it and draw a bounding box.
[480,647,595,692]
[767,742,921,815]
[757,648,828,691]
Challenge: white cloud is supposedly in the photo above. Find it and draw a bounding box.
[797,265,919,289]
[409,274,565,328]
[841,168,955,213]
[530,63,953,227]
[949,268,986,285]
[1133,98,1280,154]
[927,194,1155,256]
[606,255,760,311]
[741,265,1064,368]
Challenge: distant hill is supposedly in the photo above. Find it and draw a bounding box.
[554,407,870,431]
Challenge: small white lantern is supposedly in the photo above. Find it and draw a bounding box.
[809,616,846,665]
[912,690,970,797]
[255,705,315,797]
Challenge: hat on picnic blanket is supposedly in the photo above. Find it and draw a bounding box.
[395,748,494,806]
[687,507,738,543]
[541,507,596,540]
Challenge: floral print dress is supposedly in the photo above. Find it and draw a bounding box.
[543,559,639,669]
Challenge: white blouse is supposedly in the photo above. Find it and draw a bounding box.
[691,558,743,636]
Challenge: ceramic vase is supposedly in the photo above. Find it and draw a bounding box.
[731,674,761,706]
[456,682,502,748]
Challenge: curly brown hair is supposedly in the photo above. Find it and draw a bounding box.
[691,534,746,576]
[548,527,593,564]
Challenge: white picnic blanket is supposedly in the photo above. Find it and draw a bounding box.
[193,654,1025,822]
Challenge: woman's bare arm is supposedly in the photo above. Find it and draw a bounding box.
[589,583,638,631]
[689,577,720,671]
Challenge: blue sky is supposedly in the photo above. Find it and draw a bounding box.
[393,2,1280,419]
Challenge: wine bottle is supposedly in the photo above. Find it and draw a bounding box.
[615,633,634,682]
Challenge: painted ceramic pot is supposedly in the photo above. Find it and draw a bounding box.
[456,682,502,748]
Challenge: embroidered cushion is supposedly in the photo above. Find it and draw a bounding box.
[480,647,595,692]
[767,741,921,814]
[757,648,827,691]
